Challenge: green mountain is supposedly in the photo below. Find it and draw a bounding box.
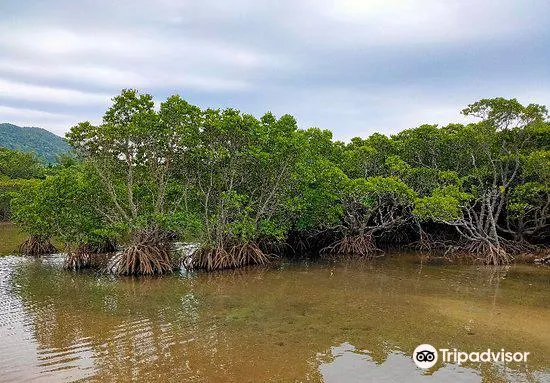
[0,123,71,163]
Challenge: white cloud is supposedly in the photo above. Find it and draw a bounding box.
[0,26,269,68]
[0,78,111,105]
[0,23,267,94]
[0,0,547,139]
[0,60,251,91]
[0,105,72,121]
[291,0,531,47]
[0,60,146,88]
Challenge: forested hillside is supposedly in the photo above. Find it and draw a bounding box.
[0,123,71,163]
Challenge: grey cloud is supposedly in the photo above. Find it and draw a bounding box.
[0,0,549,140]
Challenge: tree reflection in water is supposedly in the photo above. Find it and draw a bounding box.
[3,255,549,382]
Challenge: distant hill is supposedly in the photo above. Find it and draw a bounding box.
[0,123,71,163]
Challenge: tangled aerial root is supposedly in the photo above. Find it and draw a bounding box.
[190,242,271,271]
[412,230,439,253]
[322,234,380,259]
[109,229,173,275]
[18,235,57,256]
[64,244,93,270]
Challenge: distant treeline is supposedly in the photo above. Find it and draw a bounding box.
[6,90,549,273]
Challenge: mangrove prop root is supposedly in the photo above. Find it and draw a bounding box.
[109,229,173,275]
[445,240,512,266]
[64,245,93,270]
[534,255,550,265]
[18,235,57,256]
[111,245,173,275]
[190,242,271,271]
[412,231,439,253]
[322,234,381,259]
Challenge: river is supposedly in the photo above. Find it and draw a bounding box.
[0,225,549,382]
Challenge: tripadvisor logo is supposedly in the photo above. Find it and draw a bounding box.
[413,344,530,369]
[413,344,438,368]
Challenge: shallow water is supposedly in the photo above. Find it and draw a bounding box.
[0,250,549,382]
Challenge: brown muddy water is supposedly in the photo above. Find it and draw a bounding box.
[0,227,549,382]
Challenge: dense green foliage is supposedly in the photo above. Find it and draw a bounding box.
[9,91,550,270]
[0,148,48,220]
[0,123,71,163]
[11,165,113,246]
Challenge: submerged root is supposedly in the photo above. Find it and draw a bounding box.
[412,231,439,253]
[18,235,57,256]
[231,242,271,267]
[482,245,511,266]
[322,234,381,259]
[257,239,287,256]
[190,246,230,271]
[109,229,173,275]
[534,255,550,265]
[190,242,271,271]
[501,239,538,255]
[110,243,173,275]
[446,240,512,265]
[64,244,93,270]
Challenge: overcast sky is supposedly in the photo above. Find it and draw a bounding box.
[1,0,549,140]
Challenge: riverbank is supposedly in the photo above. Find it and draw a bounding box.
[3,222,550,270]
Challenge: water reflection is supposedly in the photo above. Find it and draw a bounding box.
[0,255,548,382]
[318,342,481,382]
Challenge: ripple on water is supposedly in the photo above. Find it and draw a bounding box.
[0,253,549,382]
